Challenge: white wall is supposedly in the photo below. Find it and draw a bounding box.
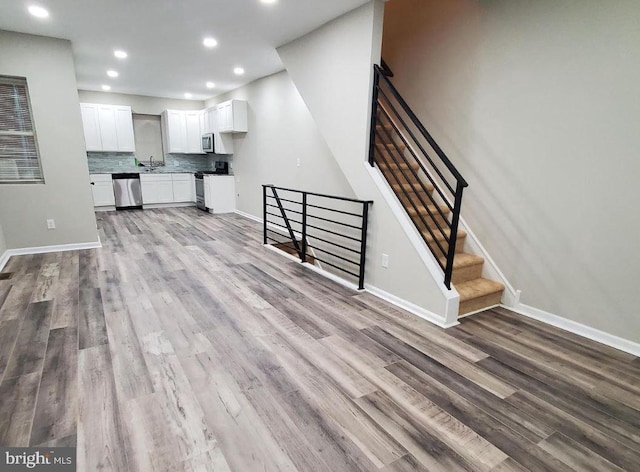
[383,0,640,342]
[0,30,99,249]
[205,71,355,218]
[78,90,204,115]
[277,1,453,320]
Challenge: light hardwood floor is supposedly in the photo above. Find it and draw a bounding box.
[1,208,639,471]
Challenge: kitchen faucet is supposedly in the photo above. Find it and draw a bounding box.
[149,155,154,167]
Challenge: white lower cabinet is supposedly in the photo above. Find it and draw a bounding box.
[204,175,235,213]
[172,173,196,202]
[90,174,115,207]
[140,173,196,205]
[141,174,173,204]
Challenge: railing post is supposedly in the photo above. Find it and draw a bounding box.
[358,202,370,290]
[301,193,307,263]
[368,68,381,167]
[271,187,302,257]
[262,185,268,245]
[444,183,464,290]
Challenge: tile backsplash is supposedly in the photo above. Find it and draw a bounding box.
[87,153,233,174]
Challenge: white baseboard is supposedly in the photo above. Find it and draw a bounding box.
[365,284,459,329]
[0,241,102,272]
[235,209,262,223]
[143,202,195,210]
[264,242,456,328]
[508,303,640,357]
[0,250,10,272]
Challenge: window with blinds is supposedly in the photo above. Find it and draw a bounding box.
[0,76,43,183]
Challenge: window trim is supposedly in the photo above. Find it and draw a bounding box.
[0,75,45,184]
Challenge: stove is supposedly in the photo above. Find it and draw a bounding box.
[194,171,215,211]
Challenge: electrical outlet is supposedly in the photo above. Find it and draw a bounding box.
[47,219,56,230]
[174,161,180,167]
[296,158,301,167]
[118,161,124,166]
[381,253,389,268]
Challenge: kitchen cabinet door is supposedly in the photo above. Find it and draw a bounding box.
[217,102,232,132]
[208,176,236,214]
[157,180,174,203]
[206,107,217,134]
[141,181,159,204]
[185,111,203,154]
[97,106,119,151]
[165,110,187,153]
[214,133,233,155]
[114,106,136,152]
[172,174,194,202]
[90,174,115,207]
[200,110,209,136]
[216,100,248,134]
[80,104,102,151]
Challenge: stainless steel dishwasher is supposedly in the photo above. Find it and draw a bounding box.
[112,173,143,210]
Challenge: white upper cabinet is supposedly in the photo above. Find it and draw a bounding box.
[163,110,187,153]
[80,104,102,151]
[80,103,136,152]
[97,106,118,151]
[185,111,204,154]
[162,110,204,154]
[114,106,136,152]
[216,100,247,133]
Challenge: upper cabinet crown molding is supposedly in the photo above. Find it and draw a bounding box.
[80,103,135,153]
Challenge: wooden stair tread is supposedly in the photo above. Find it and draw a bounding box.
[422,227,467,243]
[450,252,484,269]
[377,159,419,172]
[375,141,407,151]
[406,205,450,217]
[391,182,434,193]
[455,278,505,302]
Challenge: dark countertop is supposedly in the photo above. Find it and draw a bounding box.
[89,169,234,176]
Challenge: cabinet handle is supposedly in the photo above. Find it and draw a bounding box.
[90,182,95,185]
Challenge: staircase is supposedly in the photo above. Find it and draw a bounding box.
[370,62,504,316]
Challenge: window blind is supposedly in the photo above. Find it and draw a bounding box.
[0,77,43,183]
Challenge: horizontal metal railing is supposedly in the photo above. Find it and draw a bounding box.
[262,185,373,290]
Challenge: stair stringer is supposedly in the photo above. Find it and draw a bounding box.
[366,162,460,324]
[456,216,521,308]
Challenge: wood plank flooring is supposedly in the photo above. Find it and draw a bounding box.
[0,207,639,471]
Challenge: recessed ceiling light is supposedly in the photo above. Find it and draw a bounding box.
[101,85,111,91]
[28,5,49,18]
[234,67,245,76]
[107,70,119,78]
[206,82,216,89]
[184,93,193,99]
[203,37,218,48]
[114,50,128,59]
[260,0,278,4]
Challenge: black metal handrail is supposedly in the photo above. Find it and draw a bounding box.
[368,60,468,289]
[262,184,373,290]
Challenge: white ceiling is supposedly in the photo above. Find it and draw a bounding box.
[0,0,370,100]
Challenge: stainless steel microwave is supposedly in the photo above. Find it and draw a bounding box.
[202,133,214,153]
